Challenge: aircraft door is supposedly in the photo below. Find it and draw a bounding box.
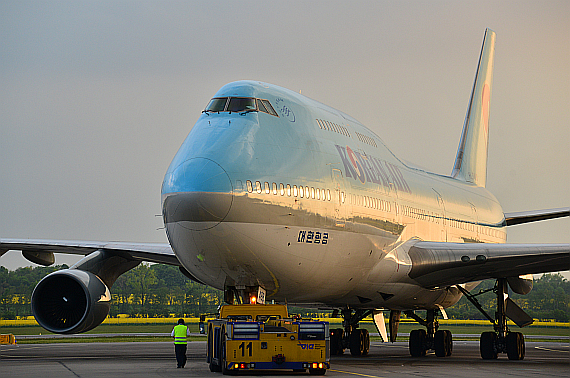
[390,182,400,226]
[470,203,479,240]
[433,189,447,242]
[332,169,346,228]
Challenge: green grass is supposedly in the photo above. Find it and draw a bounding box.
[16,336,206,344]
[1,323,202,335]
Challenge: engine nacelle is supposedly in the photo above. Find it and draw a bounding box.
[31,269,111,334]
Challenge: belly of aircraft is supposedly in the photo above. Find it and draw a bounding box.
[166,220,463,309]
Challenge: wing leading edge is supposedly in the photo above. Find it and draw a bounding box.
[504,207,570,226]
[0,238,179,266]
[407,241,569,288]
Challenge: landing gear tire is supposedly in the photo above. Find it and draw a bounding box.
[209,326,222,372]
[209,360,221,372]
[444,330,452,356]
[330,328,344,355]
[349,329,370,356]
[409,329,427,357]
[434,330,453,357]
[480,331,498,360]
[506,332,525,360]
[221,328,235,375]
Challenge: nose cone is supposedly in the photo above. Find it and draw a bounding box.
[162,157,233,230]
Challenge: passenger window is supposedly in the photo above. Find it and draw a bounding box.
[316,188,320,200]
[272,182,277,195]
[306,187,310,198]
[279,183,285,196]
[322,189,326,201]
[293,185,298,197]
[256,181,262,194]
[287,184,291,196]
[265,182,270,194]
[327,190,331,201]
[246,180,253,193]
[299,186,304,198]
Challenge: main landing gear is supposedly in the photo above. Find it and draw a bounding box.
[457,278,527,360]
[405,309,453,357]
[329,308,453,358]
[329,309,371,356]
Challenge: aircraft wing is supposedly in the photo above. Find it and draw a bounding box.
[0,238,179,266]
[504,207,569,226]
[407,241,569,288]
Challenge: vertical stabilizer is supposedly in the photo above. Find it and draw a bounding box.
[451,29,496,187]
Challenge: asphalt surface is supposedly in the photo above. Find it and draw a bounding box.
[13,333,569,340]
[0,341,568,378]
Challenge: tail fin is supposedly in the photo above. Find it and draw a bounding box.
[451,29,496,187]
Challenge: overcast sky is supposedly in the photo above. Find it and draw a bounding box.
[1,1,568,278]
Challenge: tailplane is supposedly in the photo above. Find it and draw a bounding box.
[451,29,496,187]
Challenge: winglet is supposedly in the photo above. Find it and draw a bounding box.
[451,29,496,187]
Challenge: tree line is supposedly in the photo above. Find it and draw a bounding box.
[1,264,568,321]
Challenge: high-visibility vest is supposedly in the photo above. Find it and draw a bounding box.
[174,324,188,344]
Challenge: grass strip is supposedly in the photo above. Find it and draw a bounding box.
[16,336,206,344]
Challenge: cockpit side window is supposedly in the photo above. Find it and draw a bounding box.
[256,99,268,113]
[260,99,278,116]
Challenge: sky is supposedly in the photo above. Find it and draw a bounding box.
[1,1,568,278]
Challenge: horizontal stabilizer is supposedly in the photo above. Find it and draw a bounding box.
[505,207,569,226]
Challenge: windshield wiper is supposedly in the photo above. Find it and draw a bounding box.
[239,109,258,115]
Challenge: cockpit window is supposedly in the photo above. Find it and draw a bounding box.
[205,97,228,112]
[227,97,256,112]
[204,97,279,117]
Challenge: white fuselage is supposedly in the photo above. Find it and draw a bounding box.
[161,81,506,310]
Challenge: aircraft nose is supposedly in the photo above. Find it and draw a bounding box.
[162,157,233,230]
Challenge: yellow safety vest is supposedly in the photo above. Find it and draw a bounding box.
[174,324,188,344]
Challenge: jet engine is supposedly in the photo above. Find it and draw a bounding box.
[31,269,111,334]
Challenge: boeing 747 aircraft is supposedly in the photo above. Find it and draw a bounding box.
[1,29,568,362]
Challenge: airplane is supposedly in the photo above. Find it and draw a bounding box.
[1,29,568,362]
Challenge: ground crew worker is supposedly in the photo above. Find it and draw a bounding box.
[171,318,190,368]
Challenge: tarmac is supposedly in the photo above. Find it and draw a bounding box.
[1,340,568,378]
[13,332,569,340]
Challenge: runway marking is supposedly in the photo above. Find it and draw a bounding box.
[534,346,568,353]
[329,369,383,377]
[59,362,81,378]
